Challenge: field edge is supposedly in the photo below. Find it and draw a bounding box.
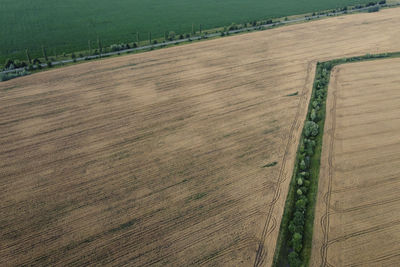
[272,51,400,267]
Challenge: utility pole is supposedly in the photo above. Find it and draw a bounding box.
[25,49,32,64]
[42,46,48,62]
[200,24,202,34]
[149,32,152,44]
[97,37,102,57]
[192,23,194,35]
[137,32,139,44]
[88,40,91,56]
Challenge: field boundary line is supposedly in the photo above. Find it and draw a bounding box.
[2,3,400,77]
[254,61,316,267]
[273,51,400,267]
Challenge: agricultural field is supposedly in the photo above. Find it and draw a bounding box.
[1,7,400,267]
[0,0,376,63]
[311,58,400,266]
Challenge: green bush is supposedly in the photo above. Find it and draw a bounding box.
[292,232,303,252]
[297,178,303,186]
[310,109,317,121]
[168,31,176,41]
[0,69,30,82]
[368,6,380,12]
[288,251,301,267]
[304,121,319,137]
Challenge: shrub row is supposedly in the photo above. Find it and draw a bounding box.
[0,69,30,82]
[273,51,400,266]
[285,61,329,266]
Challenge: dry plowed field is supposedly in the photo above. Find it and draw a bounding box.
[311,58,400,266]
[1,8,400,267]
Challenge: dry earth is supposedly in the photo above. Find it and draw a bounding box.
[1,8,400,267]
[311,58,400,266]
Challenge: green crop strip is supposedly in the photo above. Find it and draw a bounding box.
[273,51,400,267]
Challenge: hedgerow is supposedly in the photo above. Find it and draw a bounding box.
[273,51,400,266]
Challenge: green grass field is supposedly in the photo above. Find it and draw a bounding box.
[1,0,373,63]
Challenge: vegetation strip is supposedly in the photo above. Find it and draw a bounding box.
[1,0,391,64]
[2,1,397,82]
[273,51,400,267]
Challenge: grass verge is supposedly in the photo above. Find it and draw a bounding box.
[273,51,400,267]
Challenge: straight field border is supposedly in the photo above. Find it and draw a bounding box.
[272,51,400,267]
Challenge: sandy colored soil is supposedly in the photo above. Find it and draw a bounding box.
[311,58,400,266]
[1,8,400,267]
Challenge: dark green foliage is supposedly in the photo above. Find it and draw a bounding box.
[32,58,41,65]
[291,232,303,252]
[273,52,400,266]
[228,23,238,31]
[288,251,302,267]
[310,109,317,121]
[368,6,380,12]
[42,46,48,62]
[299,160,306,171]
[168,31,176,41]
[0,69,29,82]
[263,161,278,168]
[4,59,14,69]
[295,197,307,212]
[304,121,319,137]
[0,0,379,62]
[287,91,299,96]
[98,38,103,55]
[25,49,32,64]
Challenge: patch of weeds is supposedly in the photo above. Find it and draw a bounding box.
[186,192,207,203]
[263,161,278,168]
[263,126,279,135]
[111,150,130,161]
[108,218,140,234]
[223,133,233,138]
[286,91,299,96]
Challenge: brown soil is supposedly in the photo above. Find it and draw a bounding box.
[311,58,400,266]
[1,8,400,267]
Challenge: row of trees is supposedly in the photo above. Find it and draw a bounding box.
[2,1,387,74]
[287,62,330,266]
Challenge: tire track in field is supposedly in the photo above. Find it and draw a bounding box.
[320,67,339,267]
[320,65,400,266]
[109,184,276,266]
[330,173,399,194]
[345,251,400,266]
[326,218,400,245]
[330,195,400,213]
[253,61,315,267]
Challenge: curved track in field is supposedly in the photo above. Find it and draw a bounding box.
[254,61,315,267]
[314,59,400,266]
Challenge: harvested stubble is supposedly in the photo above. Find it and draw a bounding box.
[1,8,400,266]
